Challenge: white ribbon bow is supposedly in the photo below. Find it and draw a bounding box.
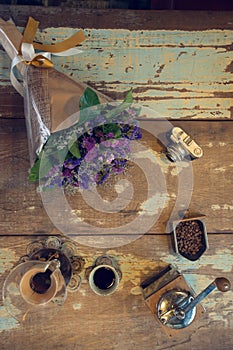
[11,42,82,96]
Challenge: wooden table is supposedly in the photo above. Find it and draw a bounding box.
[0,6,232,350]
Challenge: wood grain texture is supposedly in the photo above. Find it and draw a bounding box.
[0,234,232,350]
[1,6,233,30]
[48,27,232,119]
[0,86,24,118]
[0,8,232,350]
[0,119,232,236]
[0,8,233,119]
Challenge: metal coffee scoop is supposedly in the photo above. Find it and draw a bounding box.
[158,277,231,329]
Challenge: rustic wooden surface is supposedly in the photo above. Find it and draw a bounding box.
[0,235,233,350]
[0,7,233,119]
[0,119,233,235]
[0,7,233,350]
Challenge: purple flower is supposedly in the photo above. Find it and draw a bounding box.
[107,132,114,139]
[82,136,96,151]
[101,140,112,148]
[85,147,98,162]
[39,104,142,191]
[112,139,130,148]
[62,168,72,177]
[129,125,142,140]
[45,165,60,178]
[51,177,63,187]
[95,168,110,185]
[63,158,81,169]
[79,173,90,189]
[62,168,74,185]
[111,159,127,174]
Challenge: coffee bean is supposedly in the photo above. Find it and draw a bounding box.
[175,219,205,259]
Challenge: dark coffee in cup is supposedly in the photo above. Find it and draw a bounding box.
[93,267,116,290]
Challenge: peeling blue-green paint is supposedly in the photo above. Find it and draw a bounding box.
[0,27,232,119]
[140,192,168,215]
[0,248,17,274]
[161,248,233,273]
[0,306,19,332]
[158,249,233,323]
[0,250,20,331]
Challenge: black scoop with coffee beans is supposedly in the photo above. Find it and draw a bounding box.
[173,219,208,261]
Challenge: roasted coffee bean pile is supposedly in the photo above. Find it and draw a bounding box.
[175,220,204,258]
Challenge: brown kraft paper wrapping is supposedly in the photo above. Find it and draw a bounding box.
[0,18,112,164]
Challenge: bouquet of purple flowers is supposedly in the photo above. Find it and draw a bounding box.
[29,88,142,192]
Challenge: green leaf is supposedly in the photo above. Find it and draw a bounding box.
[67,133,81,158]
[78,87,101,127]
[39,155,53,179]
[29,158,40,182]
[104,89,134,121]
[113,126,122,138]
[28,152,53,182]
[103,124,122,138]
[123,88,133,103]
[54,146,68,162]
[69,143,81,158]
[79,87,100,110]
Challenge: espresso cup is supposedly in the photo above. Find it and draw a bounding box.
[88,264,120,296]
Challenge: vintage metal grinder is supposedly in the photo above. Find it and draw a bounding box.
[141,264,231,337]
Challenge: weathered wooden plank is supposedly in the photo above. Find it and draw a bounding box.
[48,27,232,119]
[0,10,233,119]
[0,119,232,235]
[0,86,24,118]
[0,8,232,350]
[0,234,232,350]
[1,6,233,31]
